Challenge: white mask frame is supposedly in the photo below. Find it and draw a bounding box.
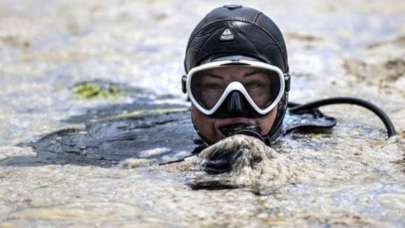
[186,59,287,116]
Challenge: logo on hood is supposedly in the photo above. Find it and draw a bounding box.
[220,28,234,41]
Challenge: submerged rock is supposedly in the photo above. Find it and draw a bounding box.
[187,135,298,194]
[29,110,196,167]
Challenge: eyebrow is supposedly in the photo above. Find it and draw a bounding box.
[244,70,260,77]
[205,73,224,79]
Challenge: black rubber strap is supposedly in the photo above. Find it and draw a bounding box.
[289,97,397,138]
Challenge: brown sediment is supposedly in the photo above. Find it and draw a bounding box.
[290,211,384,227]
[0,35,31,49]
[393,131,405,172]
[367,35,405,49]
[343,58,405,95]
[285,32,324,43]
[345,35,405,91]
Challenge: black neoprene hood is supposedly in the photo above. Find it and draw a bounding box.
[184,4,289,73]
[184,5,290,144]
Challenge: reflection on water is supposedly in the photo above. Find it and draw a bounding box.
[0,0,404,226]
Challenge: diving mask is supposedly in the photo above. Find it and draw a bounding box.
[183,59,287,117]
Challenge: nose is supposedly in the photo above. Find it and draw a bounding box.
[212,90,260,118]
[227,91,245,115]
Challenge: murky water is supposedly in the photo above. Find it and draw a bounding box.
[0,0,404,227]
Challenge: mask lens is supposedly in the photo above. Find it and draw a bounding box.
[190,70,226,109]
[189,65,282,112]
[243,68,281,109]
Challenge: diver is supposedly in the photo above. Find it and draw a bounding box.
[181,5,397,146]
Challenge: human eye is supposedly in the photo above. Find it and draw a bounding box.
[245,80,267,90]
[202,82,223,90]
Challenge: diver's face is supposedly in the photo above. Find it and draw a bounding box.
[191,66,278,145]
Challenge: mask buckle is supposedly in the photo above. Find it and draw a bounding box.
[181,75,187,94]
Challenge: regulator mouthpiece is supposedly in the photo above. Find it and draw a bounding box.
[221,124,264,142]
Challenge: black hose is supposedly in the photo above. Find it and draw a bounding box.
[289,97,397,138]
